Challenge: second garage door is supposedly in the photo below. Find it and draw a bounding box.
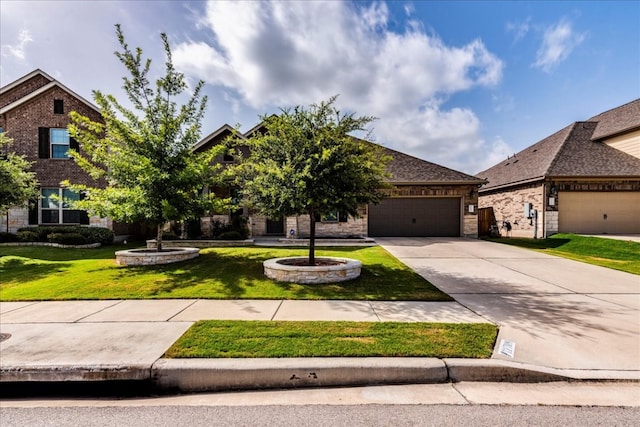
[368,197,461,237]
[559,192,640,234]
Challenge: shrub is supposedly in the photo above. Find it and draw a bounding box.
[0,232,18,243]
[217,231,244,240]
[16,226,114,245]
[162,232,180,240]
[17,230,40,242]
[47,232,88,245]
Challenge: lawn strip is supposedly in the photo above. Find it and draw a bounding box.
[164,320,498,358]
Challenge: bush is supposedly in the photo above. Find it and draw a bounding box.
[16,226,114,245]
[17,230,40,242]
[0,232,18,243]
[217,231,244,240]
[162,232,180,240]
[47,232,88,245]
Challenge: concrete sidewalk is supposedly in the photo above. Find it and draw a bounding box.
[1,237,639,392]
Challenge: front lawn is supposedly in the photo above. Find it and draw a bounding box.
[164,320,497,358]
[485,234,640,275]
[0,245,450,301]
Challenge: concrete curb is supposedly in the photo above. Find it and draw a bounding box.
[0,364,150,382]
[152,358,447,393]
[3,359,639,392]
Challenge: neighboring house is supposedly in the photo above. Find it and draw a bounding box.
[194,123,485,238]
[477,99,640,238]
[0,69,111,233]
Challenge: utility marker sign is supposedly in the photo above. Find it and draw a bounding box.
[498,339,516,358]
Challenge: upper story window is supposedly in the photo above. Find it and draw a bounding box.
[54,99,64,114]
[50,128,70,158]
[39,127,78,159]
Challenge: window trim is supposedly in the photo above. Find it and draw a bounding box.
[50,128,70,159]
[39,188,88,225]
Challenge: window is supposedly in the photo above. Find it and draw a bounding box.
[50,128,70,158]
[54,99,64,114]
[319,211,348,223]
[40,188,88,224]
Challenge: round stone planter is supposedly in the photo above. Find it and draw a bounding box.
[263,257,362,284]
[115,247,200,266]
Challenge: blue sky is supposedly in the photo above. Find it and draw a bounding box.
[1,1,638,174]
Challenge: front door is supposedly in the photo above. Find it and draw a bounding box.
[266,216,285,235]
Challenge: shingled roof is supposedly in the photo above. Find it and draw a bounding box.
[589,98,640,140]
[477,99,640,192]
[380,145,484,184]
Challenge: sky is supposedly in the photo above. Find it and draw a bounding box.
[1,0,639,175]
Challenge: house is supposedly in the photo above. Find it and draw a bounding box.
[0,69,111,233]
[194,123,485,238]
[477,98,640,238]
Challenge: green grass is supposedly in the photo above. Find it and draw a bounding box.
[0,245,450,301]
[164,320,497,358]
[485,234,640,275]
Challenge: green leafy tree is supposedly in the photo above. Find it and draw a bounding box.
[66,25,226,251]
[0,132,39,217]
[235,96,390,264]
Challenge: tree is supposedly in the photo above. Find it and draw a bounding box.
[235,96,391,265]
[66,25,226,251]
[0,132,39,220]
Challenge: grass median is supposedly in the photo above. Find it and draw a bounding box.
[0,245,450,301]
[164,320,498,358]
[485,233,640,275]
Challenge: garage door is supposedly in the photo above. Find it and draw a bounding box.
[368,198,461,237]
[559,192,640,234]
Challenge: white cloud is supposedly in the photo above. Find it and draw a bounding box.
[506,17,531,43]
[174,0,504,173]
[533,18,586,73]
[1,29,34,60]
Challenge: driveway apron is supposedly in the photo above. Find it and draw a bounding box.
[377,238,640,371]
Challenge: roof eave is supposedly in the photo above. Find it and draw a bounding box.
[0,80,100,115]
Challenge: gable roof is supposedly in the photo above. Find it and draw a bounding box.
[192,124,239,152]
[194,122,483,185]
[380,145,484,184]
[589,98,640,141]
[0,69,100,115]
[477,99,640,192]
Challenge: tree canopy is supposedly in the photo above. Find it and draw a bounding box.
[0,132,39,215]
[235,96,390,264]
[66,25,226,250]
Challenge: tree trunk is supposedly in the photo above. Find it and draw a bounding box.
[156,223,163,252]
[308,212,316,265]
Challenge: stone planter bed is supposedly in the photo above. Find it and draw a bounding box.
[116,247,200,266]
[263,257,362,284]
[146,239,254,249]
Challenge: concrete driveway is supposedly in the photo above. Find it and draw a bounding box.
[377,238,640,372]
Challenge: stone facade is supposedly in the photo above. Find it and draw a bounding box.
[480,179,640,238]
[479,183,545,238]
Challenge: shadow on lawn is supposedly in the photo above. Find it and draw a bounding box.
[0,256,73,283]
[115,246,451,301]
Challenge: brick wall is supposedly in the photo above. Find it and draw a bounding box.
[1,75,52,108]
[1,79,111,232]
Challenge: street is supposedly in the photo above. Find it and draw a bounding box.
[2,382,639,426]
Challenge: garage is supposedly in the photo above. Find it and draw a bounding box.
[559,192,640,234]
[368,197,461,237]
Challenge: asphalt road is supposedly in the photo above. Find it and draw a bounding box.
[3,404,639,427]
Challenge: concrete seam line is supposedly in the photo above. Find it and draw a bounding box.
[74,300,124,323]
[270,300,284,321]
[166,299,199,322]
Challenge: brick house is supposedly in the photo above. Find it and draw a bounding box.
[477,99,640,238]
[0,69,111,233]
[194,123,485,238]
